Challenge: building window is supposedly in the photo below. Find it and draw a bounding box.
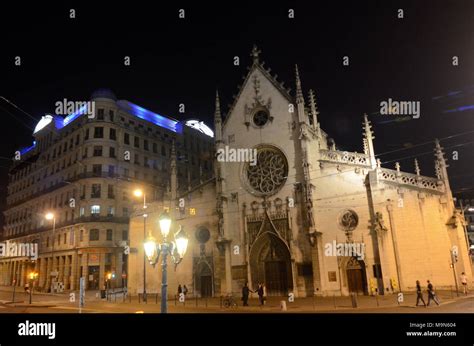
[107,206,115,216]
[64,233,67,244]
[109,128,116,140]
[108,165,115,177]
[124,133,130,145]
[97,109,105,120]
[94,127,104,138]
[79,207,85,217]
[134,136,140,148]
[153,142,158,153]
[92,164,102,176]
[109,147,116,158]
[106,229,113,241]
[91,205,101,215]
[93,146,103,157]
[123,208,129,217]
[84,128,90,140]
[144,140,149,151]
[144,156,149,167]
[161,145,166,156]
[89,229,100,241]
[80,229,84,242]
[91,184,101,198]
[134,154,140,165]
[122,230,128,241]
[109,110,115,122]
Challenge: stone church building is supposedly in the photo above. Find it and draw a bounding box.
[128,47,472,298]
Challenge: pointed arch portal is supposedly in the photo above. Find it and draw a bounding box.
[249,232,293,296]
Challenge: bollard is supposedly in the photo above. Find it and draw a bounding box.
[351,292,358,308]
[280,300,287,311]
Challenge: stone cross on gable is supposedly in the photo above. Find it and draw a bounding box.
[251,45,261,64]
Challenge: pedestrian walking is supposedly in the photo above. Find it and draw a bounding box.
[257,283,266,306]
[24,282,30,295]
[183,285,188,296]
[177,284,182,297]
[426,280,440,306]
[415,280,426,307]
[460,272,468,295]
[241,282,251,306]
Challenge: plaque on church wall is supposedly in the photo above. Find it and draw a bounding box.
[231,265,247,280]
[328,271,337,282]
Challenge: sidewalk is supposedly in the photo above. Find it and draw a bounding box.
[0,286,471,312]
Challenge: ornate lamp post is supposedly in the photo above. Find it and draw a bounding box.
[133,188,148,303]
[144,212,188,313]
[28,271,38,304]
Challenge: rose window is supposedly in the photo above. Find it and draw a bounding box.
[245,146,288,196]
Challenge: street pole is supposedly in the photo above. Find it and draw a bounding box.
[161,244,169,314]
[50,217,56,293]
[29,279,33,304]
[451,250,459,297]
[143,193,147,303]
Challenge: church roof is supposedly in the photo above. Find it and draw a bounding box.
[223,45,294,126]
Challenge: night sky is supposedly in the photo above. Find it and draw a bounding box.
[1,1,473,229]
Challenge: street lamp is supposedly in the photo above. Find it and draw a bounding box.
[45,212,56,293]
[133,188,148,303]
[144,212,189,313]
[28,271,38,304]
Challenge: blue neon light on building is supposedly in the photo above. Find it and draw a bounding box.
[117,100,182,133]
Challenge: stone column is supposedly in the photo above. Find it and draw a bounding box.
[12,261,17,286]
[58,256,64,284]
[64,255,70,290]
[19,262,25,287]
[70,253,77,291]
[81,253,89,290]
[45,258,51,290]
[115,251,123,288]
[99,253,105,290]
[39,258,47,288]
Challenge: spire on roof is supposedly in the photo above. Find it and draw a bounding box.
[308,89,319,128]
[295,64,304,105]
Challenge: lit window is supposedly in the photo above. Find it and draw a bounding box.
[91,205,101,215]
[189,208,196,215]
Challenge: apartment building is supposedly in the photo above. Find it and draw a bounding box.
[0,89,214,291]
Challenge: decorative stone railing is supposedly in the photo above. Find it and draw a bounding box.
[377,168,444,193]
[319,149,371,167]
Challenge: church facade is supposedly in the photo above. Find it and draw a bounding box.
[127,47,472,298]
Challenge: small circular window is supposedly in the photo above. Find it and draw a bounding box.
[195,226,210,244]
[339,210,359,232]
[253,109,269,127]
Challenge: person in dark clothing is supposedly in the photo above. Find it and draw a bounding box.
[183,285,188,296]
[415,280,426,307]
[257,283,265,306]
[177,284,183,297]
[426,280,440,306]
[241,282,251,306]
